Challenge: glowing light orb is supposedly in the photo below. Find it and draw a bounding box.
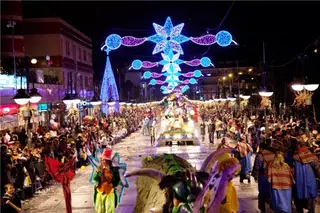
[189,78,197,84]
[106,34,122,50]
[150,79,157,85]
[143,71,152,79]
[193,70,202,78]
[132,60,142,70]
[200,57,211,67]
[216,30,232,47]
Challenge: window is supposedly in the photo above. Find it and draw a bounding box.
[66,41,70,55]
[72,45,76,60]
[85,76,88,87]
[78,47,81,60]
[74,73,77,90]
[88,53,92,63]
[79,75,83,88]
[83,50,87,61]
[60,39,63,54]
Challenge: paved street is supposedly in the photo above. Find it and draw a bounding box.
[22,130,319,213]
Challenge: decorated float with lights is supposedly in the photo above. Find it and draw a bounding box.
[156,93,200,146]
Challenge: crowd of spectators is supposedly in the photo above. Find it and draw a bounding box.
[0,106,148,212]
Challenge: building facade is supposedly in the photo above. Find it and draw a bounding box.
[187,61,259,100]
[23,17,94,101]
[0,4,94,131]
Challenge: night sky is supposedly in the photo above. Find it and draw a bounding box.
[22,1,320,106]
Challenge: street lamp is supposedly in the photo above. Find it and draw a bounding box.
[292,83,319,92]
[90,95,102,106]
[13,89,30,105]
[7,19,17,87]
[62,93,73,105]
[259,89,273,97]
[29,88,42,103]
[31,58,37,64]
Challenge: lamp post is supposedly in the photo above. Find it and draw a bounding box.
[259,41,273,137]
[30,58,42,103]
[7,18,17,88]
[13,56,42,148]
[63,72,81,125]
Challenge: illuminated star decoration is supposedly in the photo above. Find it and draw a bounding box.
[158,49,184,89]
[148,17,190,55]
[111,152,129,201]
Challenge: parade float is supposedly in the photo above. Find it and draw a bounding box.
[157,93,200,146]
[126,148,241,213]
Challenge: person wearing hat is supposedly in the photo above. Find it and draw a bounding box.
[292,140,319,213]
[92,149,121,213]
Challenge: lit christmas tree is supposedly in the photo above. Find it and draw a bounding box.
[100,52,119,114]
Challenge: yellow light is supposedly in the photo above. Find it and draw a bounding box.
[315,49,318,53]
[239,72,243,75]
[222,76,226,80]
[228,73,233,78]
[248,68,253,72]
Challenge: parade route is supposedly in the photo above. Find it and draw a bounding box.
[22,130,319,213]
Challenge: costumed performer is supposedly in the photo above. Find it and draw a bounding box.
[194,148,241,213]
[87,148,129,213]
[268,152,294,213]
[200,152,240,213]
[45,156,76,213]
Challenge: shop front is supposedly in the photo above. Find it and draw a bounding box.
[0,104,20,131]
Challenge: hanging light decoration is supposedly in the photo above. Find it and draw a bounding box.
[29,88,42,103]
[13,89,30,105]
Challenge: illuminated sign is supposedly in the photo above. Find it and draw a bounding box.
[0,104,18,116]
[0,75,27,89]
[38,103,48,112]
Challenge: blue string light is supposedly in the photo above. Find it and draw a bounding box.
[150,79,157,85]
[105,34,122,50]
[132,60,143,70]
[200,57,211,67]
[216,30,232,47]
[143,71,152,79]
[181,85,190,93]
[193,70,202,78]
[189,78,197,84]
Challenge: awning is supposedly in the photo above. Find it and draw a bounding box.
[0,114,19,130]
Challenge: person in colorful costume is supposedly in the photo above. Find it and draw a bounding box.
[125,148,240,213]
[92,149,120,213]
[45,156,76,213]
[86,147,129,213]
[268,152,295,213]
[293,141,320,213]
[213,152,240,213]
[252,139,276,213]
[235,138,253,183]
